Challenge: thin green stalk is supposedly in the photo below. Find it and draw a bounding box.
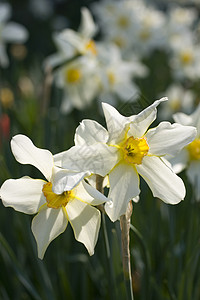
[96,175,117,299]
[130,224,151,298]
[120,201,134,300]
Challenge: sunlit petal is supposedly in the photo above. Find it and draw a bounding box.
[75,120,109,145]
[51,166,90,194]
[168,148,189,174]
[75,180,108,205]
[137,156,185,204]
[66,199,100,255]
[62,143,118,177]
[0,177,46,214]
[32,206,68,259]
[128,97,167,138]
[146,121,196,156]
[105,162,140,222]
[11,134,54,181]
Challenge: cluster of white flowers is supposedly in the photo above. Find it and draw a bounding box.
[0,98,197,258]
[44,7,148,113]
[43,1,200,120]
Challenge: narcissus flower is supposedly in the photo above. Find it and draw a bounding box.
[158,84,195,120]
[0,135,108,258]
[171,105,200,200]
[61,98,196,221]
[44,7,97,70]
[55,55,99,113]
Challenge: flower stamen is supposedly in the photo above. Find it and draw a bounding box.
[85,40,97,55]
[43,182,74,209]
[122,136,149,164]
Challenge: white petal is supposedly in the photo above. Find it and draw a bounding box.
[11,135,54,181]
[62,143,119,177]
[0,3,11,23]
[173,104,200,128]
[75,120,109,146]
[169,148,189,174]
[0,177,46,214]
[51,166,90,194]
[102,102,131,144]
[2,22,29,43]
[128,97,167,138]
[66,199,100,255]
[146,122,197,156]
[105,162,140,222]
[58,29,84,53]
[60,96,73,114]
[53,150,66,167]
[53,32,75,58]
[173,112,192,126]
[79,7,97,38]
[137,156,185,204]
[187,161,200,201]
[74,180,108,205]
[32,206,68,259]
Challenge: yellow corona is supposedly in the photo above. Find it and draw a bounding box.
[187,139,200,161]
[122,136,149,164]
[42,182,73,209]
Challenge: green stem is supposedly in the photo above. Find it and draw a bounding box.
[96,175,117,299]
[120,201,134,300]
[130,224,151,298]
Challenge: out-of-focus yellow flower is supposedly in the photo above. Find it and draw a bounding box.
[18,76,34,97]
[0,88,14,109]
[10,44,27,60]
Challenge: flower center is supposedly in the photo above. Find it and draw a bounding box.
[117,16,130,28]
[139,30,151,41]
[108,71,116,85]
[65,68,82,83]
[85,40,97,55]
[112,37,125,48]
[42,182,74,209]
[122,136,149,164]
[187,139,200,161]
[180,51,193,65]
[170,98,181,111]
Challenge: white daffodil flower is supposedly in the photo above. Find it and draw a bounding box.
[95,43,146,105]
[0,3,28,67]
[0,135,108,259]
[169,32,200,80]
[55,55,99,113]
[158,84,195,120]
[58,7,97,57]
[171,105,200,200]
[44,7,98,70]
[61,98,196,222]
[167,6,197,37]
